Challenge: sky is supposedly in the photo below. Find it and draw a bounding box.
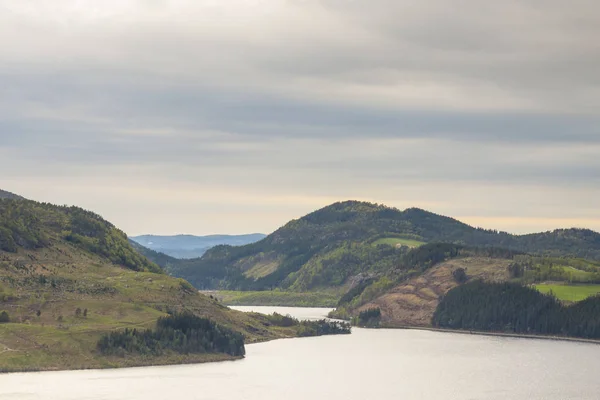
[1,0,599,236]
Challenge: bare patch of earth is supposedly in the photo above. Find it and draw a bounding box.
[358,257,512,327]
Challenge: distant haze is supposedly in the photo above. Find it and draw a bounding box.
[130,234,267,259]
[0,1,598,235]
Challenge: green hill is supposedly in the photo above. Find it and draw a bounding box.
[161,201,600,292]
[0,196,341,372]
[0,190,24,200]
[0,198,161,273]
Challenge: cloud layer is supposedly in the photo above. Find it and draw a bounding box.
[1,0,598,234]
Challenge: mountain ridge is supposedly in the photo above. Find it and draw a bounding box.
[130,233,267,259]
[159,201,600,291]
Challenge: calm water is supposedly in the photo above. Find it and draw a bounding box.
[2,306,600,400]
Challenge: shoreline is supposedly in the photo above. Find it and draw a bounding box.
[0,353,241,375]
[383,324,600,345]
[5,307,599,374]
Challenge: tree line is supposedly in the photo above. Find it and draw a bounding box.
[433,280,600,339]
[97,312,245,357]
[263,312,351,336]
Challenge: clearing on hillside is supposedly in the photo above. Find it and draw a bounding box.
[534,284,600,302]
[357,257,512,327]
[371,237,426,248]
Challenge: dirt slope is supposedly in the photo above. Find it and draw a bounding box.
[359,257,512,327]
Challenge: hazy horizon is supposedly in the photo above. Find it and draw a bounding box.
[2,188,597,237]
[1,1,598,235]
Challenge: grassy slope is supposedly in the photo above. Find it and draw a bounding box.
[371,237,426,248]
[534,284,600,302]
[0,198,305,372]
[0,243,300,372]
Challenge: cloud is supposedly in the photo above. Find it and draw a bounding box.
[0,0,598,234]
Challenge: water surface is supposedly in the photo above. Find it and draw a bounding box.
[231,305,334,320]
[1,306,599,400]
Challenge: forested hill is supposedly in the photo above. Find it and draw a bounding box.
[0,194,335,372]
[163,201,600,290]
[0,189,25,200]
[0,197,161,273]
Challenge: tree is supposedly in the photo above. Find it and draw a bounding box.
[0,311,9,323]
[354,308,382,327]
[452,268,468,283]
[508,263,525,279]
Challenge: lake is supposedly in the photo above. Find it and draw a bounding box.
[1,306,600,399]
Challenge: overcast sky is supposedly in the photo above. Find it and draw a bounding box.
[1,0,599,236]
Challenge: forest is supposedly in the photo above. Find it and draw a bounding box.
[97,312,246,357]
[0,198,161,273]
[432,281,600,339]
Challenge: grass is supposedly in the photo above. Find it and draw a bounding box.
[243,260,281,279]
[534,284,600,302]
[0,243,303,372]
[213,290,340,307]
[372,237,426,248]
[561,266,595,281]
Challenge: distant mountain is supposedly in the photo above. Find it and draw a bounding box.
[130,233,267,259]
[164,201,600,291]
[0,189,24,200]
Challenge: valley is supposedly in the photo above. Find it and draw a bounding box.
[130,234,266,259]
[3,194,600,372]
[138,201,600,337]
[0,196,347,372]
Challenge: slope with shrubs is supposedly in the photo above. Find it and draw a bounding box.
[0,199,161,273]
[0,196,336,372]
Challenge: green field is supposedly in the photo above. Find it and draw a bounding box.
[534,284,600,302]
[213,290,340,307]
[372,237,426,248]
[561,266,595,281]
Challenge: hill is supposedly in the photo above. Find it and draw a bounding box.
[432,280,600,340]
[163,201,600,292]
[130,234,266,259]
[0,199,161,273]
[0,198,340,372]
[332,248,600,326]
[0,190,24,200]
